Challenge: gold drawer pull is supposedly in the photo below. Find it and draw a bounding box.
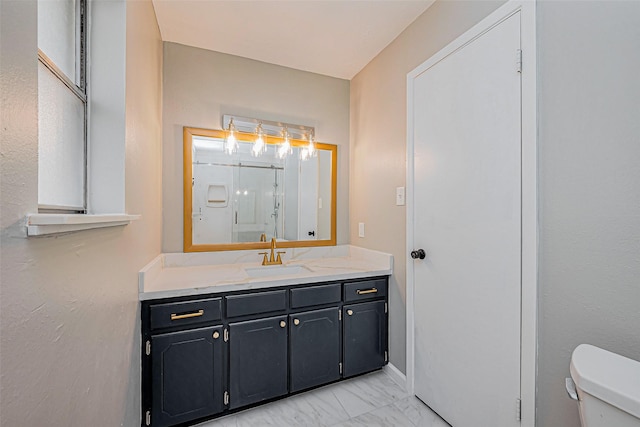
[171,309,204,321]
[356,288,378,295]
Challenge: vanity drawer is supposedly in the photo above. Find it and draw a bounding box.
[290,283,341,309]
[150,298,222,330]
[343,278,387,302]
[226,290,287,318]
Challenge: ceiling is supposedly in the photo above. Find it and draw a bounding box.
[151,0,434,80]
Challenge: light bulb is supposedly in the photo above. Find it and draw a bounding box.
[225,134,237,155]
[307,133,316,157]
[278,128,292,159]
[224,118,238,154]
[252,123,266,157]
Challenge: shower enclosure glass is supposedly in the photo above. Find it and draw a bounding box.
[231,162,285,242]
[192,137,288,244]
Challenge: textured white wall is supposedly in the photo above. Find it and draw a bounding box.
[161,43,350,252]
[0,0,163,425]
[350,0,505,374]
[536,2,640,426]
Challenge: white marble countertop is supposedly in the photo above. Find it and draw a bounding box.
[139,245,393,301]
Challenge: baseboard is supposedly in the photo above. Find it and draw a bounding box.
[384,363,408,392]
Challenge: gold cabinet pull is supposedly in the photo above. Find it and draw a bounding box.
[170,309,204,321]
[280,320,286,328]
[213,331,220,339]
[293,318,300,326]
[347,309,353,316]
[356,288,378,295]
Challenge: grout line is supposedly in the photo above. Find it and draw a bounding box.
[329,386,351,425]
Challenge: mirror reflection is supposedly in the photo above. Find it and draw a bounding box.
[184,128,336,252]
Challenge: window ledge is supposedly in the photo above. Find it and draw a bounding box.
[26,213,140,236]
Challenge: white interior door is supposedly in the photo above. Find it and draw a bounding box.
[411,12,522,427]
[298,156,318,240]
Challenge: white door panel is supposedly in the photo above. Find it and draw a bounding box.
[412,12,521,427]
[298,156,319,240]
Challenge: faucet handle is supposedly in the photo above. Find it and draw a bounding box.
[276,251,286,263]
[258,252,269,265]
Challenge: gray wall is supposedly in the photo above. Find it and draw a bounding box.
[353,2,640,426]
[350,0,505,374]
[536,2,640,426]
[161,43,350,252]
[0,0,163,424]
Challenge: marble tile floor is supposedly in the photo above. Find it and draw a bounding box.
[197,371,451,427]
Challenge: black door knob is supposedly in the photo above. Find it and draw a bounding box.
[411,249,426,260]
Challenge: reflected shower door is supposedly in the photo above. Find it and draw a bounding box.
[233,164,285,242]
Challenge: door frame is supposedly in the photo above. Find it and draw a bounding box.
[405,1,537,425]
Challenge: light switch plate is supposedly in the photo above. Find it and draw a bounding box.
[358,222,365,238]
[396,187,406,206]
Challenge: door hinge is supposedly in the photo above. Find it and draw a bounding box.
[224,328,229,342]
[145,340,151,356]
[384,302,388,314]
[516,49,523,73]
[339,362,343,374]
[338,309,342,321]
[384,351,388,362]
[516,398,521,421]
[145,410,151,426]
[224,391,229,405]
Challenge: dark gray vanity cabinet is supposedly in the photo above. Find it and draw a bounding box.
[150,325,225,427]
[228,316,288,409]
[343,300,388,378]
[289,307,341,392]
[342,278,388,378]
[141,276,388,427]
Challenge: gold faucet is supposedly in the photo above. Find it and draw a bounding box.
[259,238,285,265]
[259,233,267,242]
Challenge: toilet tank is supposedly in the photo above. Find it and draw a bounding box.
[570,344,640,427]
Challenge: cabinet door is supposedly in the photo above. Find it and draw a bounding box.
[229,316,288,409]
[343,300,387,378]
[289,307,341,392]
[151,325,224,427]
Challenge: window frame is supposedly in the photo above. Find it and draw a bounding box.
[28,0,139,236]
[37,0,88,213]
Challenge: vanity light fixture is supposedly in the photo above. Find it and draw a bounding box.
[222,115,317,160]
[252,123,267,157]
[224,118,238,154]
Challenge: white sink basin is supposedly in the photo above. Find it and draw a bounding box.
[245,265,310,278]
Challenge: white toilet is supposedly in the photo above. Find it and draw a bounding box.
[567,344,640,427]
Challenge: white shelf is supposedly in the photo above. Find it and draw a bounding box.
[26,213,140,236]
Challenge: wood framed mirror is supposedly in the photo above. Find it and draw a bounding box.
[183,127,337,252]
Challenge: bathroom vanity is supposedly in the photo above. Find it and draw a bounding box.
[139,246,392,427]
